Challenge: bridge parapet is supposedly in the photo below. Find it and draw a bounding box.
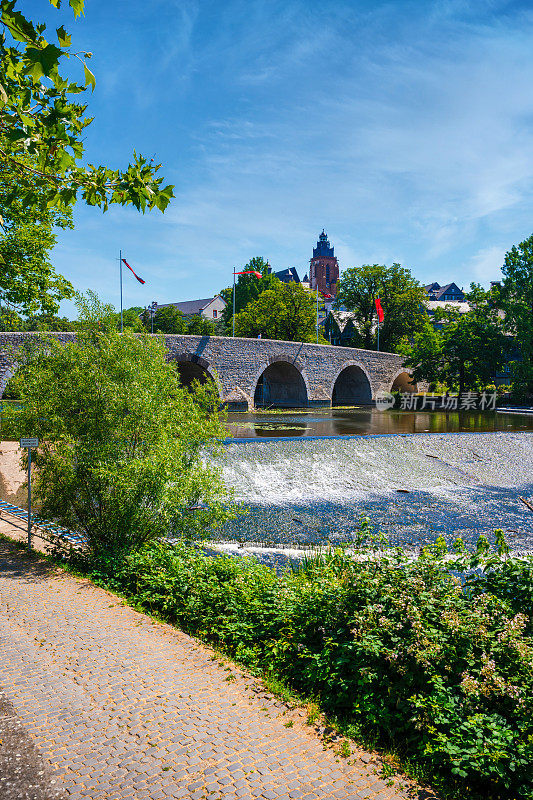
[0,332,413,409]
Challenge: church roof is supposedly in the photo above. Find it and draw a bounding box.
[275,267,300,283]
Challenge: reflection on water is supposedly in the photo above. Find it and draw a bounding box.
[226,408,533,439]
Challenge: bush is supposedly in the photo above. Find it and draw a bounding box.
[96,537,533,799]
[3,294,231,559]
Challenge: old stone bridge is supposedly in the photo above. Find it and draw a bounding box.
[0,332,415,409]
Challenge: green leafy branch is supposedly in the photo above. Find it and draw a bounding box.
[0,0,174,212]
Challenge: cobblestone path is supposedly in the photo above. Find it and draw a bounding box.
[0,527,413,800]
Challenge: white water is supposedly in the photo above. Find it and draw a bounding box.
[219,432,533,506]
[209,432,533,560]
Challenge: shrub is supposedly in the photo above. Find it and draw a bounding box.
[98,537,533,799]
[3,294,231,559]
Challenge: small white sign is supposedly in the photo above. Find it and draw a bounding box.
[20,438,39,448]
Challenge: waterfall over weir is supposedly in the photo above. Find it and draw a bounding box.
[213,432,533,558]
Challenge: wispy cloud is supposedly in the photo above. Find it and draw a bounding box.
[53,0,533,313]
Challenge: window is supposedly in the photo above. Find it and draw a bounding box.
[213,309,217,318]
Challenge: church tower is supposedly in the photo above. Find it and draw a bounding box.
[309,230,339,296]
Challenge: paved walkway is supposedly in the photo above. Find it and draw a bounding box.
[0,519,418,800]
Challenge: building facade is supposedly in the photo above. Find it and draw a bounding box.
[156,296,226,321]
[424,282,465,302]
[309,230,339,296]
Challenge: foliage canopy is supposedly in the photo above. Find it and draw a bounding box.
[220,257,279,332]
[500,234,533,395]
[233,281,322,342]
[336,263,426,352]
[402,285,509,392]
[0,150,75,315]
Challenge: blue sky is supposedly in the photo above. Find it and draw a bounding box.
[26,0,533,315]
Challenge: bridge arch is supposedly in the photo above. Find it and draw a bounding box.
[0,365,17,398]
[252,359,309,408]
[171,353,221,396]
[390,369,417,394]
[330,361,373,406]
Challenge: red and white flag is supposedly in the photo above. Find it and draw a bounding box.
[121,258,145,285]
[235,270,262,279]
[375,297,384,323]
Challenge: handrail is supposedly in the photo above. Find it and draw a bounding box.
[0,500,85,546]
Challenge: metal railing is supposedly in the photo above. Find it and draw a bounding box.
[0,499,85,547]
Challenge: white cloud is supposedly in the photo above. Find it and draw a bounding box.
[54,0,533,311]
[467,245,505,283]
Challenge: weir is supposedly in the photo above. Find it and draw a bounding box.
[216,432,533,559]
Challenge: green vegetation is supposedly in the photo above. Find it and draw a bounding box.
[1,0,173,214]
[138,305,216,336]
[500,234,533,398]
[81,531,533,800]
[219,257,279,331]
[3,294,231,559]
[1,0,172,328]
[0,302,217,335]
[335,263,426,352]
[0,151,75,318]
[402,284,510,393]
[233,281,324,343]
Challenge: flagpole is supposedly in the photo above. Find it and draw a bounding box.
[232,269,236,338]
[377,320,380,352]
[119,249,123,333]
[316,288,319,344]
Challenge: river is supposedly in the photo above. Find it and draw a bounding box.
[226,407,533,439]
[213,413,533,566]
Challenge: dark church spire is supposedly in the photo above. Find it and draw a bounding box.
[310,230,339,296]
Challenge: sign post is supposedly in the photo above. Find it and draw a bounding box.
[20,438,38,551]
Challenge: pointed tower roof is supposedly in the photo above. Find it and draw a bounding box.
[313,230,334,259]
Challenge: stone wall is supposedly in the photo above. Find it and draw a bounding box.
[0,332,412,409]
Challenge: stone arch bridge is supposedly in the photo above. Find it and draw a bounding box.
[0,332,415,410]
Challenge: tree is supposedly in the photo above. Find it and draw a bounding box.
[1,1,174,214]
[399,318,443,389]
[335,264,426,352]
[0,151,75,316]
[23,312,73,331]
[402,285,509,393]
[500,234,533,395]
[5,294,230,559]
[220,257,279,331]
[233,282,322,342]
[138,306,215,335]
[186,315,215,336]
[155,306,186,334]
[115,306,145,332]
